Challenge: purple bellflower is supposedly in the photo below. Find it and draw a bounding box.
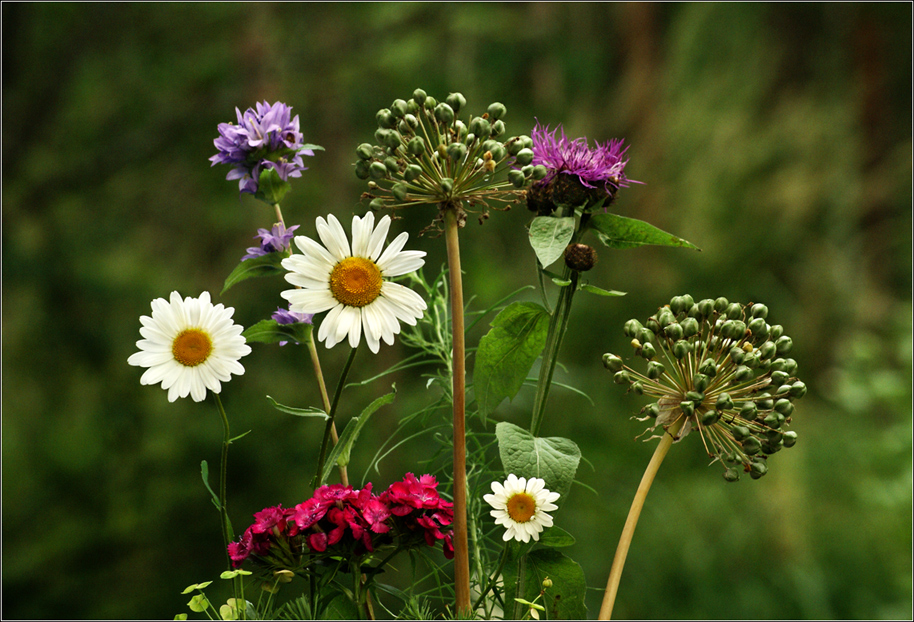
[271,305,313,346]
[241,223,299,261]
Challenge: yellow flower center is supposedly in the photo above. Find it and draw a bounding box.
[329,257,383,308]
[172,329,213,367]
[506,492,537,523]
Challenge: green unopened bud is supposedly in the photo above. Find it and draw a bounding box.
[769,370,789,387]
[729,346,746,365]
[489,144,507,162]
[664,322,684,340]
[602,353,623,372]
[789,381,807,398]
[673,339,691,359]
[454,120,468,141]
[407,136,426,156]
[384,156,399,173]
[716,392,734,411]
[624,319,643,338]
[725,303,743,320]
[424,96,438,110]
[680,401,695,417]
[693,373,710,392]
[447,142,468,162]
[398,119,413,135]
[355,159,371,180]
[686,390,705,403]
[669,294,694,315]
[404,164,423,182]
[614,370,631,385]
[631,381,644,395]
[782,431,798,447]
[392,183,409,202]
[698,299,715,318]
[381,130,402,150]
[487,102,507,120]
[748,317,768,339]
[647,361,665,379]
[406,100,419,114]
[434,102,455,125]
[775,335,793,354]
[445,92,466,113]
[758,341,777,360]
[376,108,396,129]
[774,399,794,416]
[469,117,491,139]
[491,119,506,137]
[657,310,676,328]
[698,358,718,377]
[700,409,719,425]
[643,403,660,418]
[756,393,774,410]
[732,365,753,383]
[714,297,730,313]
[640,342,656,360]
[742,436,762,455]
[769,324,784,340]
[681,317,700,338]
[514,148,534,166]
[781,358,798,375]
[412,88,427,105]
[390,99,408,118]
[527,165,546,181]
[763,412,780,428]
[369,161,388,180]
[506,137,525,156]
[732,425,751,441]
[439,177,454,194]
[749,459,768,479]
[357,143,374,160]
[765,428,783,443]
[740,401,758,421]
[521,164,534,177]
[369,198,386,211]
[723,468,741,482]
[508,169,526,188]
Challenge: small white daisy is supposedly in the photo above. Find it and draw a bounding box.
[128,291,251,402]
[280,213,427,354]
[484,474,561,543]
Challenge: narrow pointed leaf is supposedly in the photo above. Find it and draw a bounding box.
[320,387,396,485]
[579,283,626,297]
[222,253,287,294]
[266,396,328,420]
[590,212,700,251]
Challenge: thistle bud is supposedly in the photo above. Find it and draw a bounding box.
[602,353,623,372]
[445,92,466,113]
[560,243,597,272]
[434,102,455,125]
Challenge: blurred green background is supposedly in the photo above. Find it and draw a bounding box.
[3,2,911,619]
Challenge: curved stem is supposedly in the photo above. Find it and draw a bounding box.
[213,394,242,604]
[443,206,471,616]
[314,346,358,487]
[307,336,348,487]
[598,418,684,620]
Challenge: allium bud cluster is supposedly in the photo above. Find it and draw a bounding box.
[227,474,454,576]
[605,296,805,481]
[355,89,537,224]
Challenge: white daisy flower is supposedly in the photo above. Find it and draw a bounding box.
[128,291,251,402]
[484,474,561,543]
[280,212,427,354]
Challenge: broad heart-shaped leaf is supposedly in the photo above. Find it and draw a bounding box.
[242,319,312,346]
[589,212,700,251]
[495,422,581,500]
[222,252,287,294]
[319,387,396,486]
[528,216,576,267]
[502,548,588,620]
[473,302,550,418]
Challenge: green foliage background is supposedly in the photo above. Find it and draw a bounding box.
[2,3,911,619]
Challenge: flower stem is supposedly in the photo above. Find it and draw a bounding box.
[443,206,471,616]
[307,336,348,487]
[213,393,242,604]
[598,417,685,620]
[529,265,579,437]
[313,345,358,487]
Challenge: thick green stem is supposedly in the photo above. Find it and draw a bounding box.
[213,394,242,605]
[443,206,471,616]
[314,346,358,487]
[529,266,579,436]
[307,337,348,487]
[598,418,685,620]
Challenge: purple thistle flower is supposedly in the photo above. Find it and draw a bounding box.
[210,101,315,195]
[271,305,313,346]
[241,223,300,261]
[531,121,639,194]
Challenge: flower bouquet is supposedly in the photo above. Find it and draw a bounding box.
[128,94,805,620]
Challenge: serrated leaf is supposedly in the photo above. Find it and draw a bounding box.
[320,387,396,485]
[528,216,576,267]
[579,283,626,297]
[473,302,550,417]
[266,396,329,420]
[242,319,312,346]
[495,422,581,500]
[589,212,700,251]
[221,253,286,294]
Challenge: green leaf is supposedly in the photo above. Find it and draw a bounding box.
[254,166,291,206]
[526,549,588,620]
[579,283,626,297]
[589,212,700,251]
[242,319,312,346]
[299,143,325,152]
[538,526,576,548]
[200,460,220,509]
[473,302,550,417]
[221,252,286,294]
[495,422,581,500]
[266,396,329,420]
[528,216,576,267]
[320,387,396,485]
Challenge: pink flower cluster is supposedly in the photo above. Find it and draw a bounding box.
[228,474,454,569]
